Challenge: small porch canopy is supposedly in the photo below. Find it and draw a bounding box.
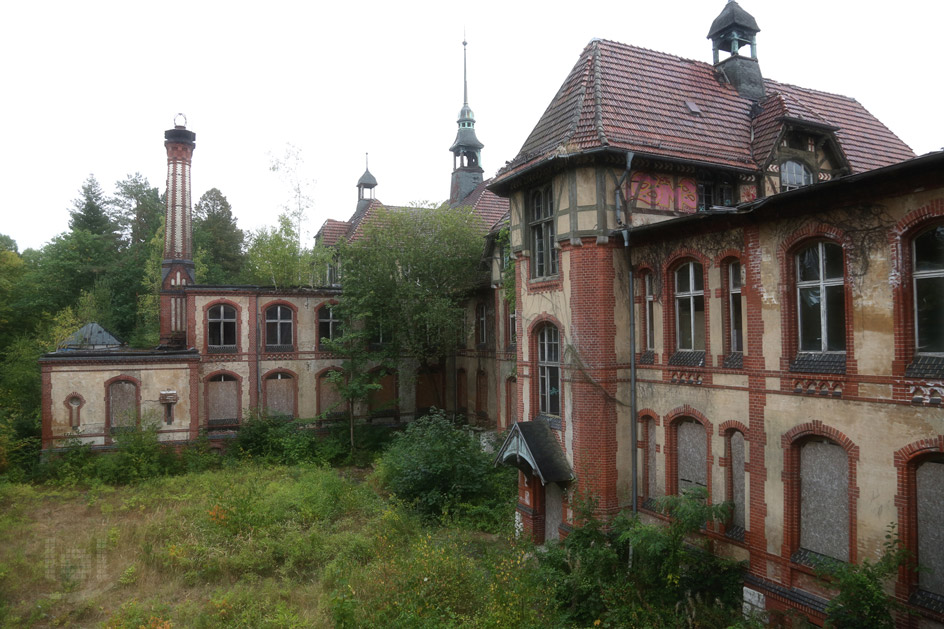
[494,418,574,485]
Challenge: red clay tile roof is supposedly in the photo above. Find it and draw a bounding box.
[456,179,510,231]
[316,219,352,246]
[493,39,914,187]
[764,80,913,172]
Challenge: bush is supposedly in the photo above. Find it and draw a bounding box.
[535,487,748,627]
[815,524,912,629]
[232,411,394,467]
[372,409,516,529]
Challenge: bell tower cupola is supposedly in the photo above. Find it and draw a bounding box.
[708,1,765,101]
[356,153,378,213]
[449,39,485,205]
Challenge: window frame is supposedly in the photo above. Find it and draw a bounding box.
[262,370,297,419]
[644,273,655,352]
[912,225,944,356]
[207,303,238,353]
[795,241,846,354]
[529,185,558,279]
[476,302,488,347]
[204,371,242,427]
[780,160,813,192]
[318,303,341,349]
[726,260,744,354]
[264,303,295,352]
[536,324,561,417]
[674,261,706,353]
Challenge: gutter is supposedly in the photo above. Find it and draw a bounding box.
[614,150,639,516]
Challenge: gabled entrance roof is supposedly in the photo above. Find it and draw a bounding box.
[494,418,573,485]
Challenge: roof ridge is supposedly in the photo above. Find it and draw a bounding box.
[764,78,859,103]
[591,40,609,147]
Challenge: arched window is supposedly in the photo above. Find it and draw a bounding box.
[108,378,139,434]
[796,242,845,353]
[265,305,293,351]
[798,439,849,562]
[537,325,560,416]
[675,261,705,352]
[780,160,813,192]
[505,377,517,427]
[206,373,239,426]
[727,261,743,353]
[726,430,746,541]
[318,305,340,346]
[208,304,237,352]
[676,418,707,492]
[368,370,397,419]
[644,273,655,352]
[913,225,944,355]
[264,372,295,419]
[916,459,944,597]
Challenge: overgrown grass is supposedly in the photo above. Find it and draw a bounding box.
[0,464,550,628]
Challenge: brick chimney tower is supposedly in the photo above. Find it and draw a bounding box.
[159,114,196,347]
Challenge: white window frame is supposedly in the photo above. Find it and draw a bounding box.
[796,242,845,353]
[674,262,705,352]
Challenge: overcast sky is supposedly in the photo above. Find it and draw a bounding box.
[3,0,942,252]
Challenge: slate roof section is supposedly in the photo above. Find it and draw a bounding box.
[492,39,914,188]
[707,0,760,39]
[59,323,124,350]
[494,418,574,484]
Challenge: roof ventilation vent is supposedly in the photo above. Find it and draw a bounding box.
[685,100,703,116]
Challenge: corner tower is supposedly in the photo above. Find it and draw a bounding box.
[708,1,765,101]
[449,39,484,205]
[160,114,196,348]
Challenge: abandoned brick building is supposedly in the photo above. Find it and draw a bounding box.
[41,2,943,625]
[490,2,944,625]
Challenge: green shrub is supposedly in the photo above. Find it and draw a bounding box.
[815,524,912,629]
[232,411,393,467]
[372,410,516,528]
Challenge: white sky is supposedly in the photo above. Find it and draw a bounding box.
[2,0,942,252]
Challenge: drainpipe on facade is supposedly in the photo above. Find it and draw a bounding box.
[616,151,638,516]
[256,302,262,406]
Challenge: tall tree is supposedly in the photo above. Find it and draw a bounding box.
[332,203,486,407]
[69,175,114,237]
[193,188,245,284]
[112,173,163,249]
[244,213,322,288]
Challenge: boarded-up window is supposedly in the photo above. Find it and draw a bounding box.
[456,369,468,415]
[646,417,658,499]
[265,373,294,419]
[369,371,397,418]
[109,380,138,433]
[545,483,563,542]
[728,431,746,532]
[677,419,706,492]
[505,377,517,427]
[917,460,944,595]
[318,371,344,419]
[800,440,848,561]
[207,374,238,426]
[416,367,444,416]
[476,370,488,419]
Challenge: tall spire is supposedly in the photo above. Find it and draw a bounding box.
[462,36,469,108]
[449,38,484,205]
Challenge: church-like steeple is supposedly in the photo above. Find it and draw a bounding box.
[708,1,765,101]
[449,39,484,205]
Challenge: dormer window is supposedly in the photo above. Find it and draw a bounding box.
[697,180,734,210]
[781,160,813,192]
